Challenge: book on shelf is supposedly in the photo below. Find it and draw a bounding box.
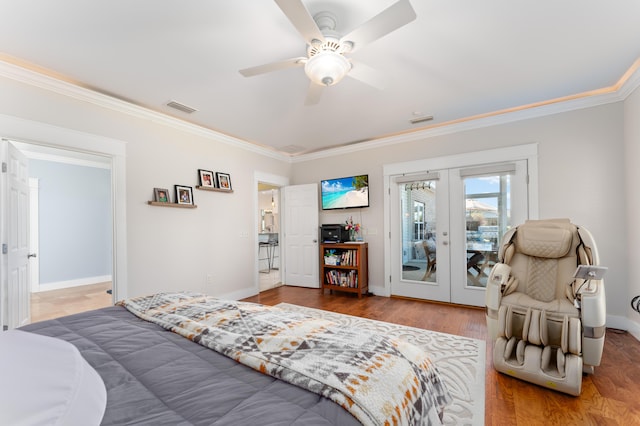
[324,269,358,288]
[323,249,359,267]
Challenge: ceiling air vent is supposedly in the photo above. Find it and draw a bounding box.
[409,115,434,125]
[166,100,198,114]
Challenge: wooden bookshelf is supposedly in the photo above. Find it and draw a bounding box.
[320,242,368,298]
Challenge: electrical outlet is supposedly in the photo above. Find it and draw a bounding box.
[206,274,214,285]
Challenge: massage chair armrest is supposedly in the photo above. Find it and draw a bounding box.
[485,263,511,341]
[579,279,606,367]
[579,279,606,327]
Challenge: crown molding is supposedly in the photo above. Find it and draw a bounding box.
[0,60,291,163]
[2,58,638,165]
[294,60,640,163]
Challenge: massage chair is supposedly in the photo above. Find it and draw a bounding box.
[485,219,606,396]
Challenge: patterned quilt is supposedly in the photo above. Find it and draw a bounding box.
[118,292,451,425]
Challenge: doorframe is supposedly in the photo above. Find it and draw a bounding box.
[382,143,539,298]
[0,114,127,330]
[28,177,39,293]
[254,172,289,293]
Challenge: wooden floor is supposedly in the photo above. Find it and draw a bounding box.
[30,282,113,323]
[243,286,640,426]
[28,283,640,425]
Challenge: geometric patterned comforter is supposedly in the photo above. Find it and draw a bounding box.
[118,292,452,425]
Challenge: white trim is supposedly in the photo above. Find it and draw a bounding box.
[2,59,640,164]
[21,150,111,169]
[0,60,289,162]
[627,318,640,342]
[294,93,623,163]
[35,275,112,293]
[382,143,539,298]
[0,113,127,304]
[217,286,262,302]
[254,172,289,295]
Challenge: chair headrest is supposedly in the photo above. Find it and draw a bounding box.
[515,221,575,259]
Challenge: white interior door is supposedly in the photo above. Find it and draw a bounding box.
[283,183,319,288]
[390,160,529,307]
[6,142,31,328]
[29,178,39,292]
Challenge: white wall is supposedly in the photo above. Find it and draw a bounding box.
[624,85,640,339]
[0,63,636,329]
[0,73,291,301]
[292,102,629,324]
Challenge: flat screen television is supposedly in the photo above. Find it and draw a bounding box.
[321,175,369,210]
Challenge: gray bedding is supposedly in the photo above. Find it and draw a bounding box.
[20,306,360,425]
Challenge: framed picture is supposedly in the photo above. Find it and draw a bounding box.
[154,188,170,203]
[198,169,215,188]
[216,172,232,191]
[175,185,194,205]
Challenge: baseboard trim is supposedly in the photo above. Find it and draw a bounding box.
[35,275,112,293]
[627,319,640,342]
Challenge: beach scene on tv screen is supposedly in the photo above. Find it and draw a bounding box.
[322,175,369,209]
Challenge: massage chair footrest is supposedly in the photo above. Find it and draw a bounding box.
[494,337,583,396]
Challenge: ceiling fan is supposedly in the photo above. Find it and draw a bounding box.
[239,0,416,105]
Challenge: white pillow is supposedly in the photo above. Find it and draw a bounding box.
[0,330,107,425]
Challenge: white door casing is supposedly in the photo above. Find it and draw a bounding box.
[6,142,31,328]
[283,183,319,288]
[254,171,289,293]
[0,115,126,326]
[383,144,539,306]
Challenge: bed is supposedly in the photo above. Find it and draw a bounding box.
[9,292,451,425]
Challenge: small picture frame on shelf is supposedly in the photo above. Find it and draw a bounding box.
[216,172,232,191]
[198,169,216,188]
[153,188,170,203]
[175,185,194,205]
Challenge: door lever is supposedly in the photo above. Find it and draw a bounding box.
[27,253,37,259]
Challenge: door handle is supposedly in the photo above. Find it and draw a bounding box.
[27,253,37,259]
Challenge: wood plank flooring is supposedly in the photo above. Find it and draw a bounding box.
[243,286,640,426]
[27,283,640,425]
[30,282,113,323]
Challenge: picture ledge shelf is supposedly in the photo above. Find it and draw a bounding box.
[195,185,233,193]
[148,201,197,209]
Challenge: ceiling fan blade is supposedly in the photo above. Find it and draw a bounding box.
[347,60,385,90]
[340,0,416,52]
[304,82,324,106]
[239,57,306,77]
[274,0,325,45]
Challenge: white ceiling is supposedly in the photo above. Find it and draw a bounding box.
[1,0,639,157]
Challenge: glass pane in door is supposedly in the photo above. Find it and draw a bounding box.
[401,180,437,282]
[464,174,511,287]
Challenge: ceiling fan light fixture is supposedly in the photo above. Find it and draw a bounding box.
[304,51,350,86]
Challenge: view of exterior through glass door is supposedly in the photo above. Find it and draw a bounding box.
[391,160,529,307]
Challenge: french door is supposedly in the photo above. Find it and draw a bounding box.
[389,160,529,306]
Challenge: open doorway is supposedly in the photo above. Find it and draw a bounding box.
[12,141,114,323]
[258,183,281,292]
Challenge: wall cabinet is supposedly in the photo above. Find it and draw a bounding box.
[320,242,368,298]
